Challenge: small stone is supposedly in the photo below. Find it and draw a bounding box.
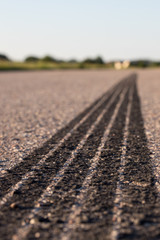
[1,170,7,174]
[35,232,40,238]
[35,203,40,208]
[21,221,26,226]
[10,203,17,209]
[81,215,88,223]
[30,218,36,224]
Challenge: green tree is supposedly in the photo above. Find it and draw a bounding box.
[0,54,10,61]
[25,56,39,62]
[42,55,57,62]
[83,56,104,64]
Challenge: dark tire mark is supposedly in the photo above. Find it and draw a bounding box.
[0,77,130,240]
[0,78,125,197]
[116,78,160,239]
[66,80,132,240]
[26,79,132,240]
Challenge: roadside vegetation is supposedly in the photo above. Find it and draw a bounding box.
[0,54,160,71]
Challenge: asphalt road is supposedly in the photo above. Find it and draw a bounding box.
[0,70,160,240]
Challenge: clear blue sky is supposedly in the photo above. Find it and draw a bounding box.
[1,0,160,61]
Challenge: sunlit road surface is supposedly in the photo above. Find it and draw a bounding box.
[0,69,160,240]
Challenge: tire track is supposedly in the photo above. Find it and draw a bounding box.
[0,77,124,199]
[11,78,125,240]
[111,77,160,239]
[0,80,121,208]
[111,84,134,240]
[0,76,131,239]
[24,78,132,240]
[59,82,131,240]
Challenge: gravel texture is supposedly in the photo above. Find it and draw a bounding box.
[0,70,129,171]
[0,69,160,240]
[138,69,160,198]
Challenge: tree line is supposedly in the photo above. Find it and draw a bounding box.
[0,54,105,64]
[1,53,160,68]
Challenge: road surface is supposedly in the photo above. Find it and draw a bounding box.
[0,70,160,240]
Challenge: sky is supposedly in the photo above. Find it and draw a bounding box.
[1,0,160,61]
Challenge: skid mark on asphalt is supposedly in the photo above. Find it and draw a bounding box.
[111,85,134,240]
[11,78,124,240]
[112,78,160,240]
[59,83,129,240]
[0,79,121,208]
[0,76,128,239]
[24,78,132,240]
[1,74,156,240]
[15,81,129,240]
[58,80,132,240]
[25,83,129,240]
[0,79,119,195]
